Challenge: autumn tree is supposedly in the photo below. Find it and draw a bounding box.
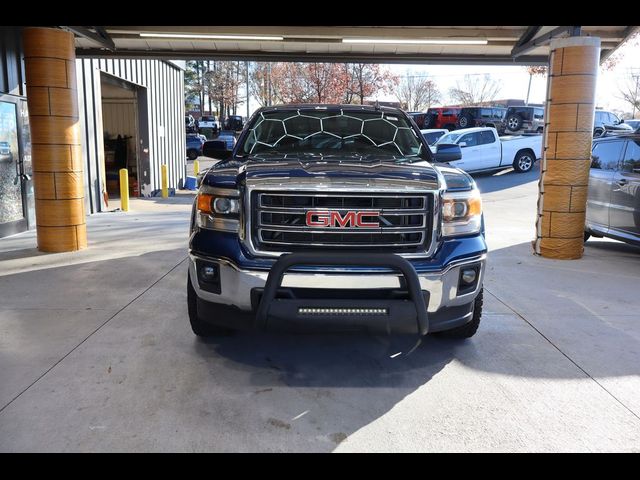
[249,62,275,107]
[395,73,441,111]
[205,61,246,121]
[344,63,399,105]
[448,74,502,106]
[523,66,548,104]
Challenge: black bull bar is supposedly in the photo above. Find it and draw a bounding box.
[254,252,429,335]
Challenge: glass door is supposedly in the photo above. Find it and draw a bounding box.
[0,96,29,238]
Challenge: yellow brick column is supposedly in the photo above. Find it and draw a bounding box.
[23,27,87,252]
[534,36,601,260]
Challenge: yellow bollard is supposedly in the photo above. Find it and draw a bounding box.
[161,164,168,198]
[119,168,129,212]
[194,159,200,176]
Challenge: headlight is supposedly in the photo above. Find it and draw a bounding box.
[196,186,240,232]
[212,197,240,215]
[441,189,482,237]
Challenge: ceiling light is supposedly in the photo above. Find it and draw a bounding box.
[139,33,284,41]
[342,38,488,45]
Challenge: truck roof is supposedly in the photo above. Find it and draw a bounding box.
[256,103,405,114]
[448,127,496,134]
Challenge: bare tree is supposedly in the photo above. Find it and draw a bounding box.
[395,74,441,111]
[448,74,502,106]
[617,71,640,118]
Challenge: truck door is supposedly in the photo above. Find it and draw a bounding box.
[586,140,625,231]
[456,132,481,171]
[609,139,640,238]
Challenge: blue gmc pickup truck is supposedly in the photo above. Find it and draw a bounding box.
[188,104,487,340]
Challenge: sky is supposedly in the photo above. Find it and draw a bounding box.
[240,38,640,118]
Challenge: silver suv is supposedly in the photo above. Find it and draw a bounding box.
[585,133,640,246]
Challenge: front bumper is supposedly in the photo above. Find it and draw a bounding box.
[189,251,485,334]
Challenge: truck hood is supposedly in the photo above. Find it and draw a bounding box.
[201,156,440,191]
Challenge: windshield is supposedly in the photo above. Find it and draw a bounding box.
[422,131,445,145]
[436,132,462,145]
[239,109,428,160]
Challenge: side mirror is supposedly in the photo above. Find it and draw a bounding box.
[434,143,462,162]
[202,140,233,160]
[458,142,467,148]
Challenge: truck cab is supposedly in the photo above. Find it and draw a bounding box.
[188,105,487,340]
[434,127,543,173]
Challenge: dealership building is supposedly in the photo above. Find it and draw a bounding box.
[0,27,186,242]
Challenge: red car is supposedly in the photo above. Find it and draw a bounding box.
[424,107,461,131]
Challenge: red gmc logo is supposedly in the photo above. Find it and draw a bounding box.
[305,210,380,228]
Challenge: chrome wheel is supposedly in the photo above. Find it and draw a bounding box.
[518,155,533,171]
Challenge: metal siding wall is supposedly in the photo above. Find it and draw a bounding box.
[77,60,92,213]
[1,27,27,97]
[77,58,184,211]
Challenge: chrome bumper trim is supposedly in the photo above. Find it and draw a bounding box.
[189,253,485,314]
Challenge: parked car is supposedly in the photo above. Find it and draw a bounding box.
[434,127,542,173]
[224,115,244,131]
[216,130,237,150]
[189,104,485,339]
[0,141,12,162]
[420,128,449,145]
[199,115,219,134]
[423,107,460,130]
[186,133,206,160]
[585,132,640,246]
[622,119,640,131]
[455,107,507,131]
[503,106,545,133]
[594,110,633,137]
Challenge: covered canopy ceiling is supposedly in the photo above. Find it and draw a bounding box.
[68,26,638,65]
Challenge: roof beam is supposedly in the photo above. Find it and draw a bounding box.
[511,26,581,58]
[514,26,542,48]
[74,48,549,66]
[600,25,640,64]
[63,26,115,50]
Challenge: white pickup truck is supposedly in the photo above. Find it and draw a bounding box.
[198,115,219,134]
[433,127,543,173]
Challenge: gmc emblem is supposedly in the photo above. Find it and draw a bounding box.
[306,210,380,228]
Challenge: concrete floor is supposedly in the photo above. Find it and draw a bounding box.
[1,165,640,452]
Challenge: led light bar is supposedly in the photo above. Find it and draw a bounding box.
[298,307,388,315]
[342,38,488,45]
[139,33,284,41]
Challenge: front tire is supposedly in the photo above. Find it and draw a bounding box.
[187,271,234,337]
[436,289,483,339]
[187,149,199,161]
[513,151,534,173]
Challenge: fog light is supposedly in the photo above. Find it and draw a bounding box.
[461,268,477,284]
[200,265,217,281]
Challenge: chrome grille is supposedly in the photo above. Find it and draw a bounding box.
[252,192,432,252]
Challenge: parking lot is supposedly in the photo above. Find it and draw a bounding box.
[1,165,640,452]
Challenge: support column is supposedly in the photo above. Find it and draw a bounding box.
[23,27,86,252]
[534,36,601,260]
